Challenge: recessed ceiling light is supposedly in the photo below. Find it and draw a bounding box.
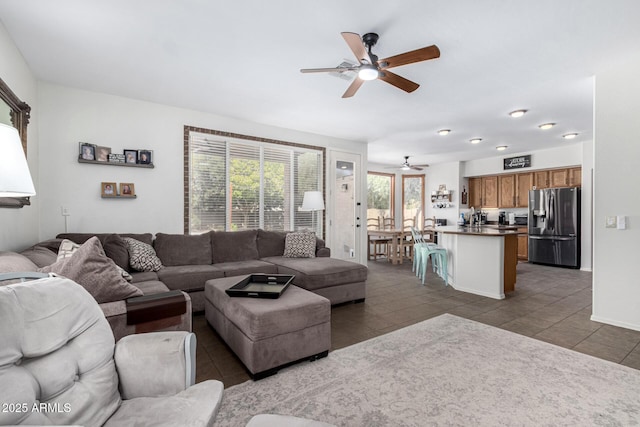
[538,123,556,130]
[437,129,451,136]
[496,145,508,151]
[469,138,482,144]
[563,133,578,139]
[509,109,527,118]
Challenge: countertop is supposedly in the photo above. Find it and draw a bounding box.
[435,225,521,236]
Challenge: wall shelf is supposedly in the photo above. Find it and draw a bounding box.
[101,195,137,199]
[78,158,154,168]
[431,190,453,208]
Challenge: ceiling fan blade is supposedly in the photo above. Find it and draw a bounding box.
[300,67,357,73]
[342,77,365,98]
[379,45,440,69]
[341,32,371,64]
[409,165,424,171]
[378,70,420,93]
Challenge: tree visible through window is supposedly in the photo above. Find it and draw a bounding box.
[186,129,324,235]
[367,172,394,221]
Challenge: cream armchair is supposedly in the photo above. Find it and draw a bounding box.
[0,275,223,427]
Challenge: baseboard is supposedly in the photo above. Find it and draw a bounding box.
[590,314,640,332]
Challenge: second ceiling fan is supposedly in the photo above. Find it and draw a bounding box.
[300,32,440,98]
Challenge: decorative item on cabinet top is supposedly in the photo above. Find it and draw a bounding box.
[431,186,453,208]
[78,143,154,168]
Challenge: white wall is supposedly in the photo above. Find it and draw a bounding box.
[0,22,39,251]
[37,83,366,241]
[424,161,462,226]
[592,55,640,331]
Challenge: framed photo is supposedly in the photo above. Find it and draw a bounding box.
[138,150,152,164]
[79,143,96,161]
[96,146,111,162]
[124,149,138,164]
[119,182,135,197]
[101,182,117,197]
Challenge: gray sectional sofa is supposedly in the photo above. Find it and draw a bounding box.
[1,229,367,340]
[56,229,367,311]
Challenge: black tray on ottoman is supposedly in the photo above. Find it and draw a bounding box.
[225,274,295,299]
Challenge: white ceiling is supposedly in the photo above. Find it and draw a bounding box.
[2,0,640,167]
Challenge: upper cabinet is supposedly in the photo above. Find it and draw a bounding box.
[533,170,549,189]
[482,176,498,208]
[515,173,533,208]
[549,169,569,187]
[568,167,582,187]
[467,167,581,209]
[469,177,482,208]
[498,174,516,208]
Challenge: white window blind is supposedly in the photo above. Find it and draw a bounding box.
[188,131,323,234]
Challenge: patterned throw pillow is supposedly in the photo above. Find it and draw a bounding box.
[58,239,132,281]
[283,232,316,258]
[122,237,163,272]
[39,237,142,303]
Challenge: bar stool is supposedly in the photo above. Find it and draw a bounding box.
[410,226,448,286]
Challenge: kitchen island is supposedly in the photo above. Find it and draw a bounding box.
[436,225,519,299]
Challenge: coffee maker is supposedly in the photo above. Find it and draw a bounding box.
[498,211,506,225]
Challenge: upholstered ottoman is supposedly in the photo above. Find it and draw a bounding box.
[204,275,331,379]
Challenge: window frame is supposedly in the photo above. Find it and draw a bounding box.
[184,125,326,235]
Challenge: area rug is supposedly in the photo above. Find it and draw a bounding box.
[214,314,640,426]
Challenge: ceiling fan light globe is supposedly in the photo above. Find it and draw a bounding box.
[358,65,379,81]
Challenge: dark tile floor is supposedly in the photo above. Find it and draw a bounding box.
[193,260,640,387]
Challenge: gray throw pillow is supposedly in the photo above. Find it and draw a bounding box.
[122,237,163,272]
[283,232,316,258]
[39,237,142,303]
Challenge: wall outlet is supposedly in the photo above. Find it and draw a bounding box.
[617,215,626,230]
[349,249,355,258]
[61,206,70,216]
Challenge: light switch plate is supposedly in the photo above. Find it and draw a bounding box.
[617,215,626,230]
[605,216,617,228]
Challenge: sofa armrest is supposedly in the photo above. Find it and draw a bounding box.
[115,331,196,399]
[316,247,330,257]
[125,290,187,325]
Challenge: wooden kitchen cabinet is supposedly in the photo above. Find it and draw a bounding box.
[498,174,516,208]
[515,172,533,207]
[533,170,549,189]
[568,167,582,186]
[517,227,528,260]
[482,176,498,208]
[469,177,482,208]
[550,169,569,187]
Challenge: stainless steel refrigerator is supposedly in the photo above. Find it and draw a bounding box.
[528,187,580,268]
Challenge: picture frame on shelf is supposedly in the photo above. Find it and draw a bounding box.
[120,182,135,197]
[124,149,138,164]
[101,182,117,197]
[138,150,152,164]
[79,143,96,161]
[96,146,111,162]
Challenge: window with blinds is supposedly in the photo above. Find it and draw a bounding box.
[187,130,323,234]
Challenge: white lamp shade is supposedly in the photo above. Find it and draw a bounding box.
[300,191,325,211]
[0,123,36,197]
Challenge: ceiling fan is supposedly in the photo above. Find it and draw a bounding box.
[300,32,440,98]
[387,156,429,171]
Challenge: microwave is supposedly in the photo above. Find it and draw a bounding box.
[514,215,528,225]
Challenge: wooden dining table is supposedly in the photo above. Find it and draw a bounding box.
[367,229,411,265]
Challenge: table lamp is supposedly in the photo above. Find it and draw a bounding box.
[0,123,36,198]
[301,191,325,233]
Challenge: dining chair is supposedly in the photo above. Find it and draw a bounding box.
[423,216,437,244]
[367,217,390,261]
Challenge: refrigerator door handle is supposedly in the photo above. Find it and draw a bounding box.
[529,235,575,241]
